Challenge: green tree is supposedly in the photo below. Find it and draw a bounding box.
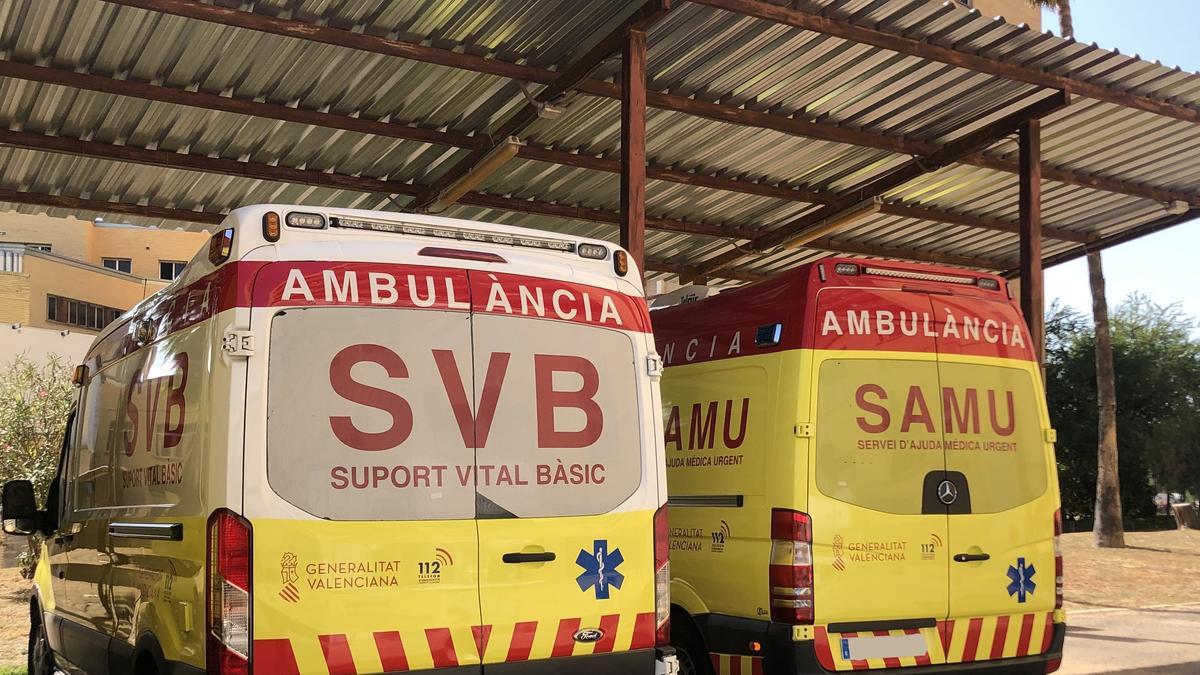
[1028,0,1074,38]
[0,355,74,502]
[1045,296,1200,525]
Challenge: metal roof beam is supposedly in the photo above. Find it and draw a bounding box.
[690,0,1200,125]
[410,0,671,209]
[1009,208,1196,276]
[0,126,1089,249]
[0,128,751,240]
[0,129,1010,276]
[0,187,706,280]
[692,90,1072,276]
[87,6,1200,208]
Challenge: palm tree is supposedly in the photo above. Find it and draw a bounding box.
[1029,1,1124,548]
[1028,0,1074,38]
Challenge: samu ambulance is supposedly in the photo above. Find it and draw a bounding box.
[1,205,676,675]
[651,259,1064,675]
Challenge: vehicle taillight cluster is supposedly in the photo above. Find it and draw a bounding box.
[1053,509,1064,611]
[207,509,252,675]
[653,504,671,647]
[769,508,813,624]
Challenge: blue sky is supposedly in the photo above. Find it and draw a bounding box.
[1038,0,1199,319]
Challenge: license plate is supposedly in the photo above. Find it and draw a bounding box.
[840,633,928,660]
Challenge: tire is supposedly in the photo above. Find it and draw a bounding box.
[28,617,55,675]
[672,615,715,675]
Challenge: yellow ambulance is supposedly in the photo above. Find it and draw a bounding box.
[651,259,1064,675]
[1,205,676,675]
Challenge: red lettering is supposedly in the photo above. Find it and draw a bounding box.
[722,398,750,449]
[988,390,1017,436]
[433,349,510,448]
[163,353,188,449]
[943,387,980,434]
[854,384,889,433]
[664,406,682,451]
[123,368,141,456]
[534,354,603,448]
[328,344,413,451]
[689,402,718,450]
[901,386,935,433]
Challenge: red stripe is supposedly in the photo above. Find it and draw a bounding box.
[813,627,836,671]
[731,654,743,675]
[1041,614,1056,654]
[253,639,301,675]
[318,634,358,675]
[990,615,1011,660]
[751,657,764,675]
[593,614,621,653]
[373,631,409,672]
[1016,613,1035,656]
[425,628,459,668]
[552,617,582,658]
[938,620,955,656]
[875,630,902,668]
[470,270,652,333]
[630,612,656,650]
[962,618,984,662]
[906,628,932,666]
[506,621,538,662]
[472,625,492,660]
[844,631,868,670]
[710,654,721,671]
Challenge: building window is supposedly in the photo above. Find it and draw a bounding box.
[102,257,132,274]
[159,260,187,280]
[10,242,51,252]
[47,295,123,331]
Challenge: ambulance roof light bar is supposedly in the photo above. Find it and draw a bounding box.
[330,216,577,254]
[862,266,975,285]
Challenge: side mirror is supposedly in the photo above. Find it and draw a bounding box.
[2,480,39,536]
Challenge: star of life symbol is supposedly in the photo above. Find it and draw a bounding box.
[1006,557,1036,603]
[279,552,300,603]
[575,540,625,600]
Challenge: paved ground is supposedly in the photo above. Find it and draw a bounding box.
[1060,602,1200,674]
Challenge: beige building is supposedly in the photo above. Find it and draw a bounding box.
[0,211,207,341]
[956,0,1042,30]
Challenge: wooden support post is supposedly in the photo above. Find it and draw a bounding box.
[621,28,648,281]
[1019,119,1044,364]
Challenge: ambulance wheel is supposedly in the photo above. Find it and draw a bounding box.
[28,617,54,675]
[672,617,714,675]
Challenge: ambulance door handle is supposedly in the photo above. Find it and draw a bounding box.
[502,552,556,564]
[953,553,990,563]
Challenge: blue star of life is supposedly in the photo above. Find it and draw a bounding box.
[1006,557,1037,603]
[576,539,625,600]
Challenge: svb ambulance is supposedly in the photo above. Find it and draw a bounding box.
[652,259,1064,675]
[1,205,676,675]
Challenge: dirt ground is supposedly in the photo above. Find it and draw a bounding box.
[1061,528,1200,612]
[0,530,1194,668]
[0,566,28,669]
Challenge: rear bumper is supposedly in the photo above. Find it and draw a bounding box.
[486,648,665,673]
[699,615,1065,675]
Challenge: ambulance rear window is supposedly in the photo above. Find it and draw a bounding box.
[816,358,946,515]
[815,358,1048,514]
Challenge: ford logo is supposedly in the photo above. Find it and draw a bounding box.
[573,628,604,643]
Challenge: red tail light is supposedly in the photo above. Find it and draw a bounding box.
[769,508,813,624]
[1044,656,1062,673]
[207,509,252,675]
[653,504,670,646]
[1053,509,1063,610]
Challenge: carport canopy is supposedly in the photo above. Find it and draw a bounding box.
[1,0,1198,355]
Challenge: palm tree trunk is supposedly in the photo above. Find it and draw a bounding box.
[1057,0,1074,39]
[1089,251,1124,547]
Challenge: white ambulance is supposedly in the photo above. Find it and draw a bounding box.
[2,205,676,675]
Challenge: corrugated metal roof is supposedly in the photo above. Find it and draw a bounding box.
[0,0,1197,284]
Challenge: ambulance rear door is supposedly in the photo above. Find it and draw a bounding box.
[809,286,950,665]
[932,294,1057,660]
[469,271,658,671]
[251,261,483,674]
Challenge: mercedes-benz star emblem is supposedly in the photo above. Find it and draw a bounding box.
[937,480,958,505]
